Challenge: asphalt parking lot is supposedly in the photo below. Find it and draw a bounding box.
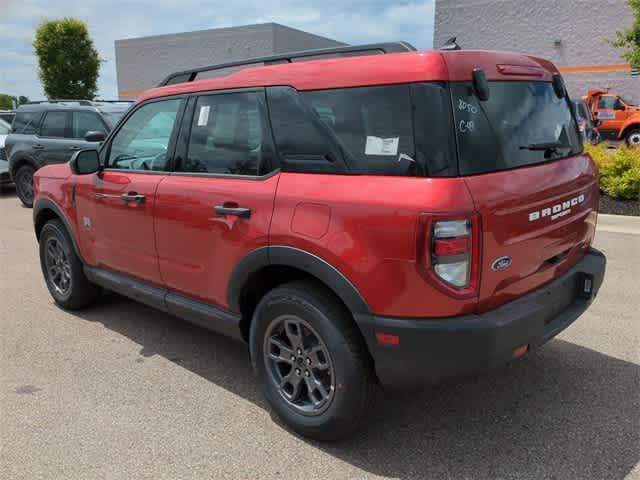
[1,188,638,480]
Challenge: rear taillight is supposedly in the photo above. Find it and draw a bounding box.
[432,220,472,288]
[418,214,480,298]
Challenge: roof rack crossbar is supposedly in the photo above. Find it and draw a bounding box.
[157,41,416,87]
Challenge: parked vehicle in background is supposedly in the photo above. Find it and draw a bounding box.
[32,43,606,440]
[583,88,640,147]
[0,118,12,190]
[5,100,131,207]
[0,110,15,125]
[573,99,600,145]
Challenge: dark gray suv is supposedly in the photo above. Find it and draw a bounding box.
[6,100,131,206]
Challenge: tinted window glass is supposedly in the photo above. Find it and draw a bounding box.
[598,96,617,109]
[181,92,266,175]
[72,111,106,138]
[267,86,345,173]
[452,81,582,175]
[108,99,181,171]
[40,111,68,137]
[12,111,41,134]
[302,85,417,176]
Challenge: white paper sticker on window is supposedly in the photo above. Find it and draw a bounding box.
[365,136,399,156]
[197,105,210,126]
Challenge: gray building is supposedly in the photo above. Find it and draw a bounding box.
[434,0,638,102]
[115,23,345,99]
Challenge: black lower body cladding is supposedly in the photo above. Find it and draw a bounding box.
[356,248,606,389]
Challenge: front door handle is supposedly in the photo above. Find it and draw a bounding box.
[214,205,251,218]
[120,193,145,203]
[69,146,81,151]
[32,144,45,150]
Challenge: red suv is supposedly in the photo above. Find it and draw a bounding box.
[32,43,606,440]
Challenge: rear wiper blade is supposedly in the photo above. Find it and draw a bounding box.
[519,142,568,151]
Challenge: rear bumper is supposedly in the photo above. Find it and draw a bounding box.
[356,248,606,389]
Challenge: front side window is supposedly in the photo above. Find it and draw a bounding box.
[179,92,267,175]
[73,111,106,138]
[452,81,582,175]
[40,111,69,138]
[107,99,182,171]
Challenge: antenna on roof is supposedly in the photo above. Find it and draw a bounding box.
[440,37,461,51]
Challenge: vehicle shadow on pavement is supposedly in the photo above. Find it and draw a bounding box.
[75,293,639,479]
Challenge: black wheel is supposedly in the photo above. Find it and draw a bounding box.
[250,280,377,441]
[39,220,99,310]
[15,164,35,207]
[626,128,640,148]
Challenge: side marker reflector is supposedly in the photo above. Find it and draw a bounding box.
[512,344,529,359]
[375,332,400,346]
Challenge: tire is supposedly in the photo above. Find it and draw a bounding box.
[15,164,35,208]
[39,219,99,310]
[626,128,640,148]
[250,280,377,441]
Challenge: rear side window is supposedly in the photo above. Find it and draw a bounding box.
[451,81,582,175]
[268,84,455,176]
[12,111,41,134]
[73,111,106,138]
[179,91,270,176]
[40,111,69,138]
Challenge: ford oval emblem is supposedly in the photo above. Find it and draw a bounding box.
[491,256,512,271]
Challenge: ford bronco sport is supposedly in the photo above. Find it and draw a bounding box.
[6,100,131,207]
[32,43,606,440]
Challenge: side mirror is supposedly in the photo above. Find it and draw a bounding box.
[84,130,106,142]
[70,149,101,175]
[552,73,566,99]
[472,68,490,101]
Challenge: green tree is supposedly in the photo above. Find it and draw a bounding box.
[18,96,30,105]
[0,94,28,109]
[611,0,640,69]
[33,18,101,99]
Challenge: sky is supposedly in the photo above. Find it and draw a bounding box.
[0,0,435,100]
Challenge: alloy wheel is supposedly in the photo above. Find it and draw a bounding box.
[17,169,34,202]
[628,132,640,147]
[44,237,72,296]
[264,315,335,416]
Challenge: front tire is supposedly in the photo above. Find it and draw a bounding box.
[626,128,640,148]
[250,280,377,441]
[15,164,35,207]
[39,220,99,310]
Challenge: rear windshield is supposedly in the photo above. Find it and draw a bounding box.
[12,111,42,134]
[451,81,582,175]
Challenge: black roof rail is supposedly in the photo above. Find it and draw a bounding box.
[157,41,417,87]
[93,99,134,104]
[25,99,93,106]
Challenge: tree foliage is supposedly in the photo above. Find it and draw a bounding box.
[0,94,30,110]
[610,0,640,69]
[33,18,101,100]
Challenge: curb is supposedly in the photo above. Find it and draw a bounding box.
[597,213,640,235]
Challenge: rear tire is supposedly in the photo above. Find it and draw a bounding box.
[15,164,35,208]
[39,220,99,310]
[250,280,377,441]
[625,128,640,148]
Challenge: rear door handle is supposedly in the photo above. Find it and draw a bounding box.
[214,205,251,218]
[120,193,145,203]
[32,144,45,150]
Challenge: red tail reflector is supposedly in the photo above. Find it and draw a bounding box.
[433,236,470,257]
[375,332,400,346]
[512,344,529,359]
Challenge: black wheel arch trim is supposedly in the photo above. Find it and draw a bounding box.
[33,197,84,262]
[9,154,38,179]
[227,245,372,316]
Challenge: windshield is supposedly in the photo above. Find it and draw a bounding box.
[0,118,10,135]
[452,81,582,175]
